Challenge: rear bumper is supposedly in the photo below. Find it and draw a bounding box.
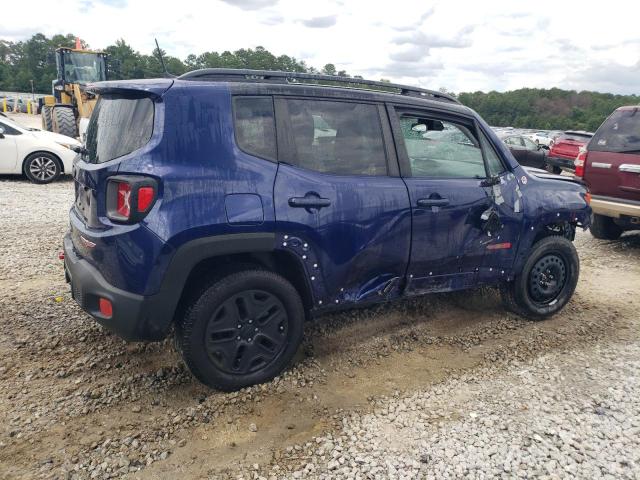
[547,156,575,170]
[590,195,640,219]
[63,234,171,341]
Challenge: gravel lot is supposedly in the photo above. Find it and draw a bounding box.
[0,177,639,480]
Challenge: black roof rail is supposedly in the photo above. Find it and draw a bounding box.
[178,68,460,104]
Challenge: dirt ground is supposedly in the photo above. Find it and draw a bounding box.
[0,177,639,479]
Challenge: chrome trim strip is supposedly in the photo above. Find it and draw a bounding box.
[619,164,640,174]
[591,162,611,169]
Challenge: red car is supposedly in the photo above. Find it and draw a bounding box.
[576,106,640,239]
[547,131,593,173]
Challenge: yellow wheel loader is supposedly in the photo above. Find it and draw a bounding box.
[41,46,108,139]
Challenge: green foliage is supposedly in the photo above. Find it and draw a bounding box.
[0,34,336,94]
[458,88,639,132]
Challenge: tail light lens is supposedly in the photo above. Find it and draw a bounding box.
[574,148,588,178]
[107,176,158,223]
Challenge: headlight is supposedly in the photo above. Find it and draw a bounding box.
[57,143,74,150]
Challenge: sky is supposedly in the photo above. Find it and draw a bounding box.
[4,0,640,94]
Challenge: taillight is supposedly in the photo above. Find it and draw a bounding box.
[574,149,587,178]
[107,176,158,223]
[116,182,132,218]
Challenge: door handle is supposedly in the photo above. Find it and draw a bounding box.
[288,196,331,208]
[417,197,449,208]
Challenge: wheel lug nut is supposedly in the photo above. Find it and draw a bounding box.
[236,336,241,340]
[248,320,253,324]
[254,327,258,332]
[237,324,241,329]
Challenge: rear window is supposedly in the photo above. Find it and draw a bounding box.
[86,96,154,163]
[590,108,640,153]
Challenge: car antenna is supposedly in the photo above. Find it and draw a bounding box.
[154,38,174,78]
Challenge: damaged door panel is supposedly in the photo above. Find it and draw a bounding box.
[390,107,502,294]
[273,98,412,307]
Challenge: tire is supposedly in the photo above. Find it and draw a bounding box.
[545,163,562,174]
[41,105,53,131]
[51,106,77,138]
[589,214,623,240]
[501,236,579,320]
[23,152,61,184]
[176,269,305,391]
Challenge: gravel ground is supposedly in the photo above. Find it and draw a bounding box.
[0,177,639,480]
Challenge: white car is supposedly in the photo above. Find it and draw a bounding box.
[524,131,554,149]
[0,115,80,184]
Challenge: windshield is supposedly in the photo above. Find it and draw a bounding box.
[590,108,640,153]
[86,96,154,163]
[62,51,106,84]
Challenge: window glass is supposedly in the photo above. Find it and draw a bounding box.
[397,115,486,178]
[0,120,22,136]
[86,96,154,164]
[286,99,387,176]
[480,132,505,176]
[523,137,537,150]
[233,97,277,161]
[590,108,640,153]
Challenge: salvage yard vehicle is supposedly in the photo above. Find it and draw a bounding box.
[547,130,593,174]
[41,44,108,139]
[0,115,80,183]
[576,106,640,239]
[63,69,591,391]
[502,134,548,169]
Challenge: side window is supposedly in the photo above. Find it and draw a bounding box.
[397,114,486,178]
[0,121,21,136]
[479,131,506,176]
[523,137,537,150]
[233,96,277,161]
[285,99,387,176]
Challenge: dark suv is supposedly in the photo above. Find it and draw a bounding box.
[64,70,590,390]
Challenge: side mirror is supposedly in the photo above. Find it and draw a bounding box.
[411,123,427,133]
[0,126,5,138]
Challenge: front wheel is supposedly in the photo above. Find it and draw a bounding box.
[501,236,579,320]
[24,152,61,184]
[176,269,305,391]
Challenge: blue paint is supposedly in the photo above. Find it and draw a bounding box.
[67,77,591,326]
[225,194,264,225]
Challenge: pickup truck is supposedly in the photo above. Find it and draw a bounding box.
[576,106,640,239]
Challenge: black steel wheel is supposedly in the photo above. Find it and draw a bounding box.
[528,254,566,305]
[177,269,305,391]
[501,236,579,320]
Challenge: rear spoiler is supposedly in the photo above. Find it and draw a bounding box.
[86,78,174,99]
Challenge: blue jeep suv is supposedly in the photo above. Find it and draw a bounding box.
[64,69,591,390]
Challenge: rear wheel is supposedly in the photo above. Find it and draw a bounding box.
[23,152,61,184]
[501,236,579,320]
[52,106,77,138]
[176,270,305,391]
[41,105,53,131]
[589,213,623,240]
